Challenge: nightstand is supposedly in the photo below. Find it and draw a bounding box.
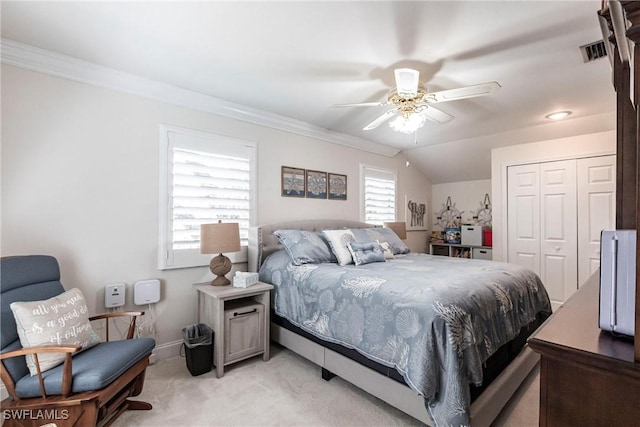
[194,281,273,378]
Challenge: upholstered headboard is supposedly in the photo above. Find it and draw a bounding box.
[248,219,377,272]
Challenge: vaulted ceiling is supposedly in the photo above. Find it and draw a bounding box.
[1,1,615,183]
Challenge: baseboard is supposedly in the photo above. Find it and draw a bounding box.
[152,339,182,364]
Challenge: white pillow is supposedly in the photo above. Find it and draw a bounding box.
[378,241,395,259]
[10,288,101,375]
[321,229,356,266]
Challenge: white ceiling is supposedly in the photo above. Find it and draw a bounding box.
[1,1,615,183]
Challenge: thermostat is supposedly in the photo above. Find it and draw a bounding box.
[134,279,161,305]
[105,283,125,308]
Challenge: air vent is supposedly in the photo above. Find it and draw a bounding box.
[580,40,608,63]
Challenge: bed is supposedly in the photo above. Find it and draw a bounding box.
[248,220,552,427]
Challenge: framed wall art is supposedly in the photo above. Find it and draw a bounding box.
[405,195,428,231]
[281,166,305,197]
[305,170,327,199]
[328,173,347,200]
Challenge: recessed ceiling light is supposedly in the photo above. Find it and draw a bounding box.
[545,111,572,121]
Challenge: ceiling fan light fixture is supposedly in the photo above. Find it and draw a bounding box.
[545,110,572,121]
[332,68,498,133]
[394,68,420,98]
[389,113,426,134]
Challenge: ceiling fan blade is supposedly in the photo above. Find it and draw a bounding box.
[394,68,420,96]
[363,109,398,130]
[420,105,454,124]
[426,81,501,103]
[331,101,388,108]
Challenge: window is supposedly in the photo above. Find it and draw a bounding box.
[159,125,256,269]
[361,165,397,225]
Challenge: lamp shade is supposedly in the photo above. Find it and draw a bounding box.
[383,221,407,240]
[200,222,241,254]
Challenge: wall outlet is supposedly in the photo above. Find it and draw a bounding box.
[105,283,125,308]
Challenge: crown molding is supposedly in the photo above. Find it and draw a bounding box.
[1,39,399,158]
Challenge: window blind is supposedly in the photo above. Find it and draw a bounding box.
[159,125,256,270]
[171,148,251,249]
[363,167,397,224]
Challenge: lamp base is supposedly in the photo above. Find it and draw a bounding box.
[210,275,231,286]
[209,253,232,286]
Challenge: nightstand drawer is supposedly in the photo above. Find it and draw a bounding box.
[223,300,265,364]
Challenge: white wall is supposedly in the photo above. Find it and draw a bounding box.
[398,166,432,253]
[431,180,491,230]
[1,65,431,359]
[490,130,615,261]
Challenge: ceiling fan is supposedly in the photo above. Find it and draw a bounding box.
[332,68,501,134]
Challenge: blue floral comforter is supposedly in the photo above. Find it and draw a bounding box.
[259,251,551,427]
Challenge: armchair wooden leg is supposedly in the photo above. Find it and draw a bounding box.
[131,372,146,396]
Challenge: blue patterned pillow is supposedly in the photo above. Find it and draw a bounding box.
[273,230,336,265]
[347,241,386,266]
[351,228,410,255]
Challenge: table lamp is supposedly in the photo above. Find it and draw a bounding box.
[200,221,241,286]
[383,221,407,240]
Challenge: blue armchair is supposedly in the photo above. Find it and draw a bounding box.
[0,255,156,427]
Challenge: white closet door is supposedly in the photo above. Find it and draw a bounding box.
[507,164,540,275]
[539,160,577,304]
[577,155,616,287]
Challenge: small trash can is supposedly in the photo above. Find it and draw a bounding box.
[181,323,213,376]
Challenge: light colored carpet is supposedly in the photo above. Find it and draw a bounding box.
[113,344,539,427]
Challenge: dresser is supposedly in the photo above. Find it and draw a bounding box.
[528,273,640,426]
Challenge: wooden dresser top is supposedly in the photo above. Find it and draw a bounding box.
[528,272,638,373]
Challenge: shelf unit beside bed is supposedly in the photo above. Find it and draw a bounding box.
[429,242,493,260]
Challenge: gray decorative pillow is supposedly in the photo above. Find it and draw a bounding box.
[10,287,101,375]
[347,241,386,266]
[274,229,336,265]
[351,228,410,255]
[321,229,356,266]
